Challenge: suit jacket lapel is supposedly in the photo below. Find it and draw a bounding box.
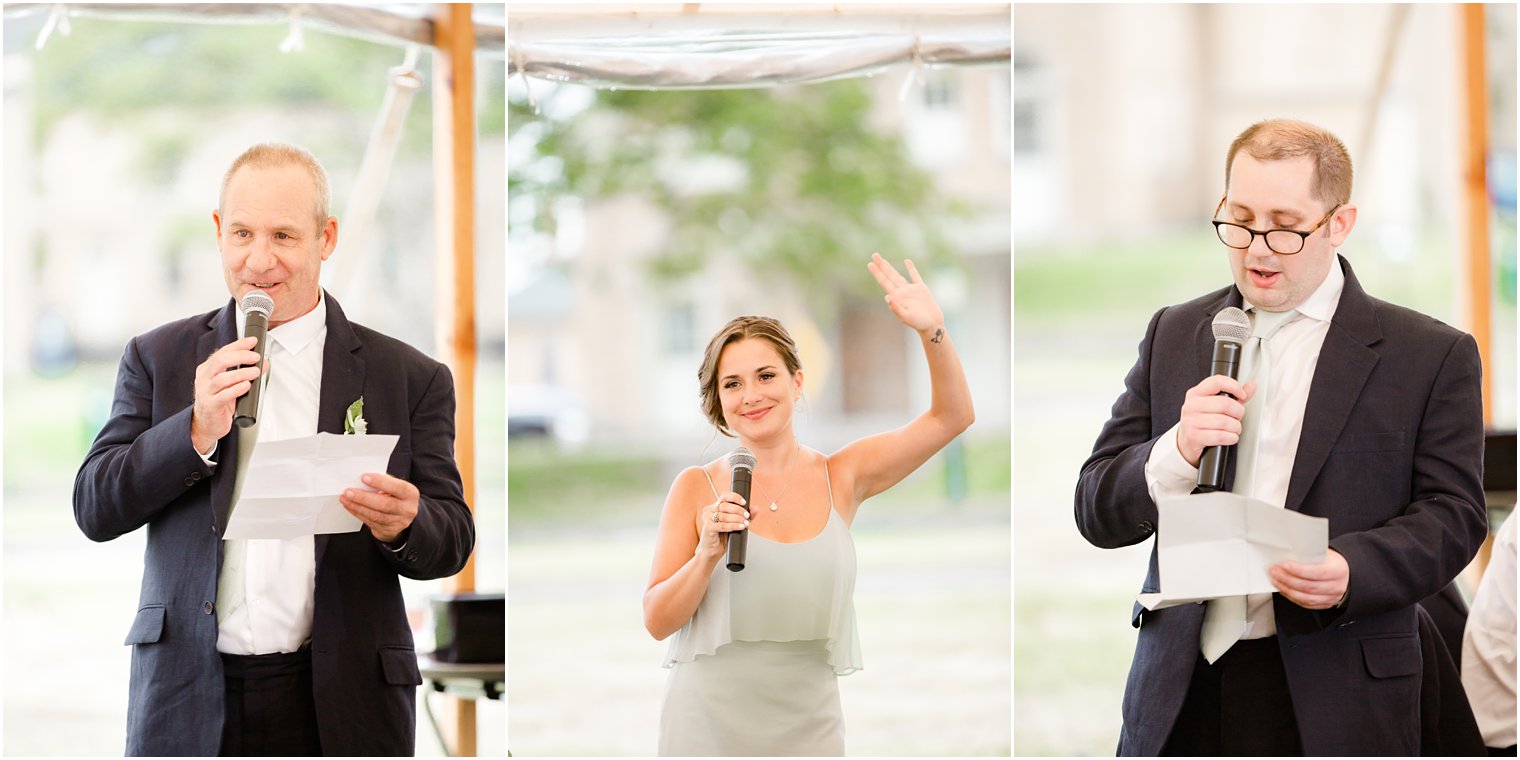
[203,301,241,535]
[1286,257,1382,513]
[315,291,365,569]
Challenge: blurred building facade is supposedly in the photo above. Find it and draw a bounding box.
[1015,4,1516,249]
[1014,3,1517,425]
[1,17,507,374]
[508,65,1011,452]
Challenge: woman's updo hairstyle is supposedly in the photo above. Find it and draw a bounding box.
[697,316,802,437]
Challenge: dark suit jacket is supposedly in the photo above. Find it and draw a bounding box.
[73,292,476,756]
[1075,257,1487,755]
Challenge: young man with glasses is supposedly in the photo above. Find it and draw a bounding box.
[1075,119,1488,755]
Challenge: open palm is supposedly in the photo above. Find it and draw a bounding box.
[868,253,944,334]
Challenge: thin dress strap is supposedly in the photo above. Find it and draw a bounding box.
[822,457,836,511]
[664,451,862,676]
[700,466,720,499]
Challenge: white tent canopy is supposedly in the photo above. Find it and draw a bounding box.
[509,3,1010,90]
[3,3,505,55]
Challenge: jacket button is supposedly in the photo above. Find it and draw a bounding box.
[1139,521,1155,534]
[202,601,214,615]
[191,472,201,481]
[405,551,419,562]
[184,477,195,486]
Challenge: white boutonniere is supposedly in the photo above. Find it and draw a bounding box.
[344,397,367,435]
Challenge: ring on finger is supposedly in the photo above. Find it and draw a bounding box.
[713,510,721,523]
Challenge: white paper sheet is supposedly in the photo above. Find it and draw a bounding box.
[1136,491,1328,611]
[224,433,400,540]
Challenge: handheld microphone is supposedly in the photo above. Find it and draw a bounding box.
[725,447,755,572]
[1195,307,1251,492]
[233,290,274,429]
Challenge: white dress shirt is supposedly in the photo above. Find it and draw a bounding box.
[1145,261,1345,638]
[1463,513,1517,749]
[213,294,327,655]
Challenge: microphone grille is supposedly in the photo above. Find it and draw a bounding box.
[728,446,756,472]
[1212,307,1251,344]
[239,289,274,317]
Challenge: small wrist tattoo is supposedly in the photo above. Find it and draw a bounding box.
[930,328,944,344]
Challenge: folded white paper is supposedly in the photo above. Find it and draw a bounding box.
[1136,491,1328,611]
[224,432,400,540]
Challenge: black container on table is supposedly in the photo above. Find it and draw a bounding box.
[430,592,504,664]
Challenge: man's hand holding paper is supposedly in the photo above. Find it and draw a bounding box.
[1136,491,1330,610]
[1270,550,1350,609]
[225,432,400,540]
[341,471,420,544]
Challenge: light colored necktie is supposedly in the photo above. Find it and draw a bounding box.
[218,349,270,626]
[217,422,257,625]
[1200,308,1299,663]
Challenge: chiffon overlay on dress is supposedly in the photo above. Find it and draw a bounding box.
[657,460,861,757]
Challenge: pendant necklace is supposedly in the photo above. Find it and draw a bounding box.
[753,446,803,512]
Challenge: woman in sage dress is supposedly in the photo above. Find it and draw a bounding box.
[643,254,975,756]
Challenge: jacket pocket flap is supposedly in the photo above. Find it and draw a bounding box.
[1361,635,1419,678]
[124,605,165,645]
[380,646,422,686]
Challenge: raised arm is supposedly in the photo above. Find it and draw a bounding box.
[643,466,750,640]
[830,254,975,516]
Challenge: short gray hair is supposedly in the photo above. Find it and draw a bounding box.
[219,142,332,230]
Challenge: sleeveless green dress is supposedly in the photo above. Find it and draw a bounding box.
[658,461,862,756]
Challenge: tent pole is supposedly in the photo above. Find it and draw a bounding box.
[433,2,479,755]
[1460,3,1492,427]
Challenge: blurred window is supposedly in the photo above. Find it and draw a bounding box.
[664,302,696,355]
[1012,52,1045,157]
[921,72,958,110]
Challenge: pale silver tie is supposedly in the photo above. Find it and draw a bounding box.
[219,348,270,625]
[1200,308,1299,663]
[217,421,257,625]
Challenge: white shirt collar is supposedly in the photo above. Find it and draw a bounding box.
[1244,255,1345,323]
[235,290,328,354]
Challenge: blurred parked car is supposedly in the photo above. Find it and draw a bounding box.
[507,384,590,449]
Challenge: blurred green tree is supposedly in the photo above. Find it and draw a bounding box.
[509,81,961,305]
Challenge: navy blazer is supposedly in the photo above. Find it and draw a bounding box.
[73,293,476,756]
[1075,257,1486,755]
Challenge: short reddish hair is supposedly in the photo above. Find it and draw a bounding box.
[1225,119,1353,208]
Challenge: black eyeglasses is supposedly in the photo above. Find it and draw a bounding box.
[1211,195,1340,255]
